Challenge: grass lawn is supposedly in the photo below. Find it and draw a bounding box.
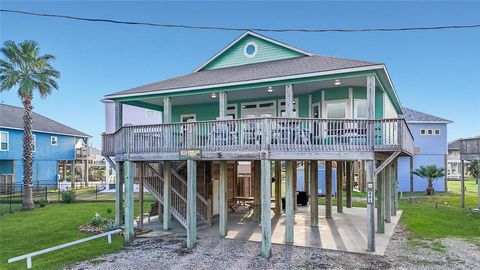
[0,200,153,270]
[399,180,480,240]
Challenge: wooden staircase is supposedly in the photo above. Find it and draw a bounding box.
[138,162,210,229]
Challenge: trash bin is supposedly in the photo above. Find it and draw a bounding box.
[297,191,308,206]
[281,197,286,210]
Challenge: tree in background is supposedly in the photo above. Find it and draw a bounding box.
[413,165,446,195]
[467,160,479,183]
[0,40,60,210]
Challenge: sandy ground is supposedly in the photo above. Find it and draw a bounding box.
[68,225,480,270]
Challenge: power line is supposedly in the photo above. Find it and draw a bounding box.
[1,8,480,33]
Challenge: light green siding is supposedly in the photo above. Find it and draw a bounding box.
[375,88,384,119]
[201,34,305,71]
[324,87,349,100]
[172,102,218,122]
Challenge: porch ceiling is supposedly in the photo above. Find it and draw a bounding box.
[139,77,367,107]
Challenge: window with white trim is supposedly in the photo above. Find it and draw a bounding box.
[51,136,58,146]
[325,100,347,119]
[354,99,368,119]
[278,98,299,117]
[420,129,441,136]
[226,104,237,119]
[0,131,8,151]
[145,110,155,119]
[180,114,196,122]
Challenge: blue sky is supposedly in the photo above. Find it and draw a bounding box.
[1,1,479,147]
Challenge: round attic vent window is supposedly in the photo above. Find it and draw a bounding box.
[244,42,257,58]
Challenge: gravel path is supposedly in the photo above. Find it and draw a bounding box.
[68,225,480,270]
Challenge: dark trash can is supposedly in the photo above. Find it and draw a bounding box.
[297,191,308,206]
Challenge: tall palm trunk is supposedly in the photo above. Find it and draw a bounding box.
[21,95,35,210]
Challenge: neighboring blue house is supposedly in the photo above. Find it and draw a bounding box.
[0,104,89,187]
[397,108,452,192]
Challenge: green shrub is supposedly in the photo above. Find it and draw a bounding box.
[90,212,105,227]
[61,190,77,204]
[106,208,112,215]
[104,221,120,231]
[38,199,48,207]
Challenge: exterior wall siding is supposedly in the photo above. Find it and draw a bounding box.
[202,35,304,70]
[383,93,398,118]
[0,128,78,186]
[297,163,337,195]
[397,123,448,192]
[105,102,162,133]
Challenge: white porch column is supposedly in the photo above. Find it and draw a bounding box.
[366,76,376,119]
[261,159,272,258]
[285,84,293,117]
[124,161,134,243]
[285,160,294,244]
[187,160,197,249]
[219,91,227,118]
[365,160,376,252]
[219,160,228,236]
[163,161,172,230]
[163,97,171,124]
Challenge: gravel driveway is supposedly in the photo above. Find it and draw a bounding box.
[67,225,480,270]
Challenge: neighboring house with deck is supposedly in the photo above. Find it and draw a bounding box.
[397,108,451,192]
[446,137,478,180]
[0,104,89,189]
[102,31,414,256]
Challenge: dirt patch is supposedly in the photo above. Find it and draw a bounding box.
[68,225,480,270]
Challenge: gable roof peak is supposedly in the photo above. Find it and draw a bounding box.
[193,30,313,72]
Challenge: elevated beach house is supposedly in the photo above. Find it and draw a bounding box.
[397,108,451,193]
[0,104,90,189]
[102,31,413,256]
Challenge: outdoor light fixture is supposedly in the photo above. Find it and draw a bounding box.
[267,86,273,93]
[211,92,217,98]
[334,79,341,86]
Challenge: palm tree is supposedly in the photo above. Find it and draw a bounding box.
[0,40,60,210]
[413,165,446,195]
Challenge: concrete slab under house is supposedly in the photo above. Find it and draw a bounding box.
[101,31,414,257]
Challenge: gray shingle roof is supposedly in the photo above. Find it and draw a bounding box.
[449,135,480,150]
[0,104,89,137]
[106,55,379,98]
[402,107,452,123]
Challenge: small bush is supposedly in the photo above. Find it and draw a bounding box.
[61,190,77,204]
[104,221,120,232]
[38,199,48,207]
[106,208,112,215]
[90,212,105,227]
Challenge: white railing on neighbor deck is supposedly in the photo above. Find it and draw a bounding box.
[8,229,122,269]
[102,117,414,157]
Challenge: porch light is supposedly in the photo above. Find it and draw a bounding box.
[334,79,341,86]
[211,92,217,98]
[267,86,273,93]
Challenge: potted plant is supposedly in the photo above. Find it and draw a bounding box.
[413,165,446,195]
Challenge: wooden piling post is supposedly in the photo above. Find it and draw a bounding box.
[346,161,352,208]
[253,160,261,222]
[377,169,385,234]
[187,160,197,249]
[309,160,318,227]
[304,161,309,195]
[461,160,465,208]
[163,161,172,230]
[219,161,228,236]
[336,161,343,213]
[365,160,375,252]
[384,164,391,223]
[274,161,282,215]
[138,163,144,229]
[325,161,332,219]
[124,161,134,243]
[261,159,272,258]
[115,161,124,226]
[285,160,294,244]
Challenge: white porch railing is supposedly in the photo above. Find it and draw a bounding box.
[8,229,121,269]
[102,117,414,157]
